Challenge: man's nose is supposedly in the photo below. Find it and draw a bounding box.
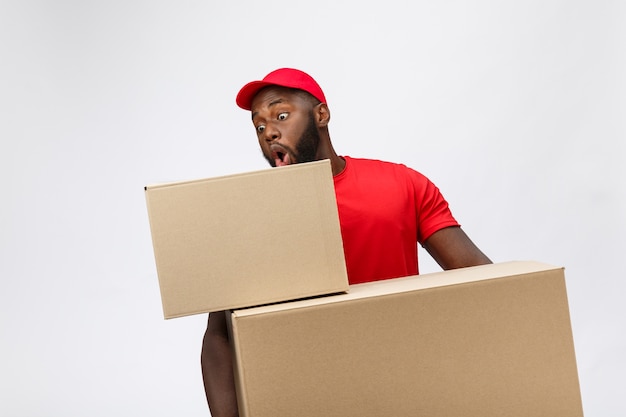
[263,123,280,142]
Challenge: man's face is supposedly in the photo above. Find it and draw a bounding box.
[250,87,321,167]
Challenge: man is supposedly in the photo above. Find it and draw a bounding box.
[201,68,491,416]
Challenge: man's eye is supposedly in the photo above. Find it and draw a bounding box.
[256,125,265,133]
[278,112,288,121]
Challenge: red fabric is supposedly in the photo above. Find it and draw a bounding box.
[333,157,460,284]
[236,68,326,110]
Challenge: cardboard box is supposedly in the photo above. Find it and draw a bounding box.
[145,160,348,318]
[229,261,583,417]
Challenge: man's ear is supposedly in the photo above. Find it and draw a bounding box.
[315,103,331,127]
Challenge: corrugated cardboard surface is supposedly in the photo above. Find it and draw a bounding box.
[145,160,348,318]
[229,261,583,417]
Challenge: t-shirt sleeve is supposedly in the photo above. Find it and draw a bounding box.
[409,169,460,243]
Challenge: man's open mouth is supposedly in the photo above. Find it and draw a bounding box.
[271,146,293,167]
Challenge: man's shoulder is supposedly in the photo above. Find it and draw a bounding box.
[344,156,418,175]
[341,156,433,189]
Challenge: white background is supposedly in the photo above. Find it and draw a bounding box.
[1,0,624,415]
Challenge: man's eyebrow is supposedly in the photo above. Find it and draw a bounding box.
[251,98,284,120]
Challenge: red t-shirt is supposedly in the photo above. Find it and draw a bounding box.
[333,156,460,284]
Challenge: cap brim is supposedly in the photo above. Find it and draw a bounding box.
[236,81,274,111]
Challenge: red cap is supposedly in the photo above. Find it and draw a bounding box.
[236,68,326,110]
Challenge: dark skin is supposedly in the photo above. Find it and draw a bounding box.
[201,86,491,416]
[201,310,237,417]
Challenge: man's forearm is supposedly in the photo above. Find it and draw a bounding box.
[201,312,239,417]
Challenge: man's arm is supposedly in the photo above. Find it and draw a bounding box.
[201,311,239,417]
[423,226,492,270]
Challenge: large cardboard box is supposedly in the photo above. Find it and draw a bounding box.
[229,261,583,417]
[145,160,349,318]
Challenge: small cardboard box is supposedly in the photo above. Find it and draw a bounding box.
[145,160,348,318]
[229,261,583,417]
